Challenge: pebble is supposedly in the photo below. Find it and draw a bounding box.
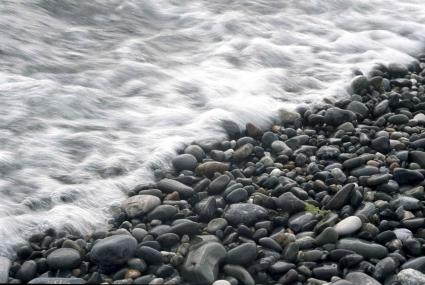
[47,248,81,270]
[334,216,362,236]
[16,260,37,282]
[157,178,194,198]
[223,203,268,226]
[325,183,354,210]
[396,268,425,285]
[182,241,226,284]
[207,218,228,233]
[315,227,338,246]
[122,195,161,218]
[336,238,388,259]
[196,161,229,178]
[345,272,381,285]
[275,192,306,214]
[208,175,231,194]
[223,265,255,285]
[401,256,425,273]
[147,205,178,221]
[172,154,198,171]
[226,243,257,265]
[91,235,137,265]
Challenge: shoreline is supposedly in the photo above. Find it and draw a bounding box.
[3,56,425,284]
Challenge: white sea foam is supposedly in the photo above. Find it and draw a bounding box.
[1,0,425,256]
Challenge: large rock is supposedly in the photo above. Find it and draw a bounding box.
[47,248,81,270]
[324,108,356,126]
[336,238,388,259]
[16,260,37,282]
[223,203,268,226]
[122,195,161,218]
[388,62,408,78]
[396,269,425,285]
[0,257,10,284]
[172,154,198,171]
[157,178,194,198]
[182,241,226,285]
[371,136,390,153]
[28,278,86,284]
[91,235,137,265]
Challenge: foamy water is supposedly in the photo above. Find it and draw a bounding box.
[1,0,425,256]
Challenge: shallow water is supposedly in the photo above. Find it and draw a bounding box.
[1,0,425,256]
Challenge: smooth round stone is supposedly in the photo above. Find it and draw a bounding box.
[147,205,178,221]
[286,135,309,150]
[225,188,248,203]
[401,256,425,273]
[47,248,81,270]
[223,203,268,226]
[127,258,147,272]
[312,263,339,281]
[233,143,254,161]
[346,101,368,118]
[396,269,425,285]
[339,253,363,268]
[157,178,194,198]
[172,154,198,171]
[259,237,282,252]
[388,62,408,78]
[262,132,279,148]
[374,99,389,117]
[212,280,231,285]
[208,175,231,194]
[156,233,180,248]
[136,246,164,265]
[324,108,356,127]
[351,75,369,94]
[388,114,409,124]
[169,220,200,236]
[393,168,424,185]
[345,272,381,285]
[226,243,257,265]
[223,265,255,285]
[184,145,205,162]
[373,257,397,281]
[16,260,37,282]
[269,261,295,274]
[288,211,315,232]
[350,166,379,177]
[122,195,161,218]
[334,216,362,236]
[91,235,137,265]
[336,238,388,259]
[315,227,338,246]
[271,140,289,153]
[207,218,228,233]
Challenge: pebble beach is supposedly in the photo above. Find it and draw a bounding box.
[3,57,425,284]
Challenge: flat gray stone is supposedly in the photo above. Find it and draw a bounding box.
[396,268,425,285]
[345,272,380,285]
[337,238,388,259]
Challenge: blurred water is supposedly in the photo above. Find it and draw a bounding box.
[1,0,425,256]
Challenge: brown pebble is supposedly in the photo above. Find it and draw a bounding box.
[389,162,400,171]
[165,191,180,201]
[125,269,141,279]
[71,269,81,277]
[246,123,263,138]
[366,160,380,167]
